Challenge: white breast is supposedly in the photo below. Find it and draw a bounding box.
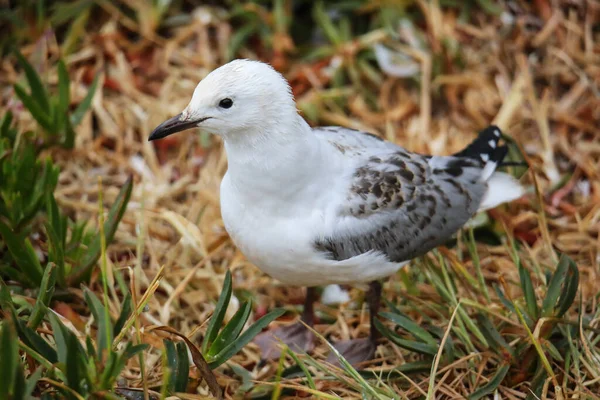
[219,172,408,287]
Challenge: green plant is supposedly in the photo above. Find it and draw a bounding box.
[0,264,148,399]
[0,52,130,289]
[151,270,285,398]
[0,137,132,288]
[241,249,589,399]
[374,249,582,400]
[0,111,59,236]
[0,43,139,400]
[0,111,60,288]
[200,270,285,369]
[13,51,98,149]
[0,319,44,400]
[163,338,190,394]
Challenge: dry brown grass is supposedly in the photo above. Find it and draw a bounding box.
[2,0,600,398]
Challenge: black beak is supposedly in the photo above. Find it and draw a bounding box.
[148,113,206,141]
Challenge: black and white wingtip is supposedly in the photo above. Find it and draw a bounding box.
[460,125,525,211]
[454,125,503,163]
[455,125,508,181]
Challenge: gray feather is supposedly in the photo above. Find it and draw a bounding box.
[314,149,488,263]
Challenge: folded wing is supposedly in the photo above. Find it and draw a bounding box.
[313,125,523,263]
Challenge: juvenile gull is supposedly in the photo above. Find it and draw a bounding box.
[149,59,524,365]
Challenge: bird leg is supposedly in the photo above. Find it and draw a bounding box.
[327,280,382,367]
[254,287,317,360]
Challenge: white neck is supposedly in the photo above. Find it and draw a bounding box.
[222,114,322,204]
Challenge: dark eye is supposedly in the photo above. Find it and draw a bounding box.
[219,98,233,109]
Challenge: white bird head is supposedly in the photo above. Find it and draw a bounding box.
[149,59,297,141]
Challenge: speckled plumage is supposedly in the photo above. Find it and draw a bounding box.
[312,125,501,264]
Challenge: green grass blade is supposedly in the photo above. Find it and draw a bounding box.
[476,314,514,358]
[174,342,190,393]
[0,220,44,286]
[202,270,233,354]
[273,0,289,32]
[105,343,147,391]
[20,159,60,229]
[61,4,91,54]
[0,278,15,313]
[84,287,113,356]
[207,300,252,357]
[97,176,113,359]
[373,318,438,356]
[475,0,503,15]
[379,311,437,346]
[541,255,570,317]
[57,60,70,113]
[468,363,509,400]
[382,298,404,315]
[227,23,259,61]
[65,331,82,393]
[13,84,53,132]
[45,192,66,282]
[556,255,579,317]
[208,308,285,369]
[48,312,68,366]
[305,324,386,399]
[152,325,222,398]
[456,306,489,348]
[514,303,556,383]
[493,284,516,313]
[28,262,57,329]
[24,366,43,398]
[228,362,255,394]
[0,111,14,137]
[122,343,148,361]
[313,1,342,46]
[50,0,95,25]
[526,364,548,400]
[15,316,58,363]
[467,228,491,302]
[287,351,316,390]
[12,355,25,400]
[163,340,189,393]
[64,119,76,149]
[0,266,27,287]
[70,71,99,127]
[100,351,120,389]
[68,177,133,285]
[83,287,104,321]
[0,320,18,400]
[272,346,288,399]
[543,339,564,362]
[164,339,177,392]
[85,335,95,358]
[358,361,432,379]
[113,292,132,337]
[518,262,539,321]
[14,51,51,113]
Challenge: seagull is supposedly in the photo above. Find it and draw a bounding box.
[149,59,524,365]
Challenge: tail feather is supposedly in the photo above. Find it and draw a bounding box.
[478,172,524,211]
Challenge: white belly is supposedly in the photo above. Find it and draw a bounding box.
[220,175,408,287]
